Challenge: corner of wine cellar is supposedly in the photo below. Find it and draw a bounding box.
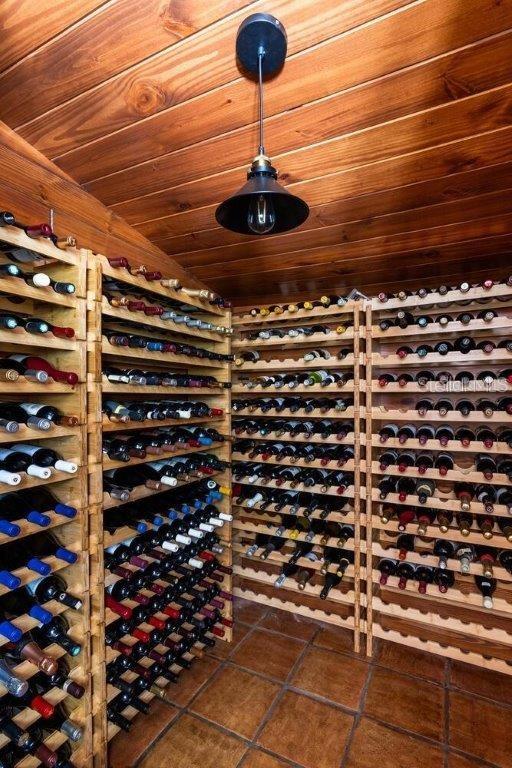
[1,2,512,766]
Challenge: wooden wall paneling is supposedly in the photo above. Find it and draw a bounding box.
[206,243,512,304]
[191,213,512,281]
[0,121,205,286]
[83,28,512,208]
[16,0,411,157]
[54,0,423,182]
[2,0,511,307]
[155,162,512,255]
[0,0,254,127]
[0,0,105,71]
[177,190,512,269]
[132,120,512,249]
[109,81,512,226]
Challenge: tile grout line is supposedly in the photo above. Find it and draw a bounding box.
[339,660,375,768]
[128,609,511,768]
[132,614,266,768]
[443,658,451,768]
[248,622,320,749]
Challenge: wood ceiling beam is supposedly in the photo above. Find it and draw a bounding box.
[82,28,512,207]
[15,0,407,155]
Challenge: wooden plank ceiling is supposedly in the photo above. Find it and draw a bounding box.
[3,0,512,306]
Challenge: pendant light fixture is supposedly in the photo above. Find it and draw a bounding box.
[215,13,309,235]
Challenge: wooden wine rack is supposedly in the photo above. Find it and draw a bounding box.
[0,225,92,768]
[231,302,364,652]
[85,253,233,767]
[365,284,512,675]
[235,281,512,675]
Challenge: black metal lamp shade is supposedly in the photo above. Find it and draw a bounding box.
[215,159,309,235]
[215,13,309,236]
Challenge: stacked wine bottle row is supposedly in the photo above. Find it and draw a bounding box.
[366,276,512,674]
[231,299,364,651]
[0,218,91,768]
[85,252,233,764]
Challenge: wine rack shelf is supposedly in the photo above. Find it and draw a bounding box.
[232,451,356,472]
[231,329,356,349]
[235,278,512,676]
[97,253,227,318]
[101,339,226,369]
[101,414,225,434]
[233,300,358,327]
[234,354,359,372]
[232,384,355,394]
[232,431,356,445]
[365,280,512,676]
[370,435,511,454]
[101,379,224,395]
[232,302,364,653]
[372,349,512,367]
[372,315,512,340]
[86,251,232,767]
[101,440,226,471]
[372,541,512,582]
[370,282,512,310]
[370,461,511,486]
[100,297,225,343]
[0,225,92,768]
[233,504,358,528]
[100,469,227,510]
[232,564,356,607]
[232,407,357,419]
[0,328,78,352]
[371,407,512,423]
[232,520,361,553]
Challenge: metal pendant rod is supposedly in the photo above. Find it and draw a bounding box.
[258,47,265,155]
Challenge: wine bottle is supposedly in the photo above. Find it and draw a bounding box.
[7,356,78,386]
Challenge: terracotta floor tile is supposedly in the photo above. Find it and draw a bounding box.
[257,691,353,768]
[166,656,221,707]
[313,624,358,655]
[450,691,512,768]
[450,660,512,706]
[191,666,280,739]
[291,646,368,710]
[447,753,484,768]
[364,667,444,741]
[231,628,306,682]
[234,597,268,625]
[240,750,290,768]
[375,640,446,683]
[109,699,178,768]
[259,609,319,641]
[207,622,249,660]
[138,714,247,768]
[345,717,444,768]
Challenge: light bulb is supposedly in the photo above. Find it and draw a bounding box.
[247,194,275,234]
